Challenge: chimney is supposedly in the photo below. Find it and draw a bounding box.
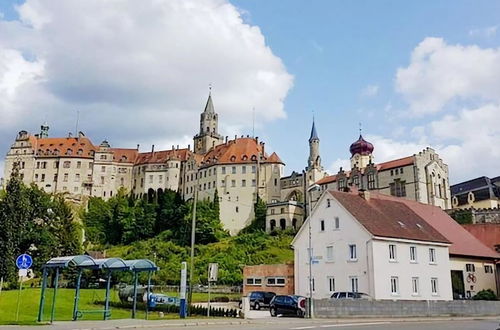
[176,145,179,150]
[172,145,175,150]
[188,144,191,151]
[68,132,73,138]
[136,144,140,151]
[225,136,228,143]
[359,189,370,201]
[234,134,237,140]
[255,137,259,144]
[151,144,155,153]
[260,142,265,155]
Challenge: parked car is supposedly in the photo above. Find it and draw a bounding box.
[242,291,276,310]
[269,295,306,317]
[330,292,371,300]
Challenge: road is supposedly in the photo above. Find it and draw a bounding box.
[3,318,499,330]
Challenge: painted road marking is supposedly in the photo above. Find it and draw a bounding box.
[320,322,392,328]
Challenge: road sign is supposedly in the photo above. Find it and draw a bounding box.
[18,269,28,277]
[16,254,32,269]
[312,260,319,264]
[208,263,218,282]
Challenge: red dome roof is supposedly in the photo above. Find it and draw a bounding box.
[349,135,374,156]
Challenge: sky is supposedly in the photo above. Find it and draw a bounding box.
[0,0,499,184]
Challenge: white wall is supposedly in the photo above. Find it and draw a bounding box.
[371,239,453,300]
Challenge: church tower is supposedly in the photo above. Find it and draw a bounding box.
[306,119,324,185]
[349,134,374,169]
[193,92,224,154]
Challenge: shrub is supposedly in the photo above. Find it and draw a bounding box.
[472,289,497,300]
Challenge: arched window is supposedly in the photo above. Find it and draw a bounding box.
[280,218,286,230]
[292,218,297,230]
[270,220,276,231]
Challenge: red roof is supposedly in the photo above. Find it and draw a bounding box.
[316,156,415,185]
[201,138,283,166]
[33,137,96,159]
[135,148,191,165]
[462,224,500,252]
[372,194,500,259]
[110,148,138,164]
[377,156,414,171]
[329,190,450,244]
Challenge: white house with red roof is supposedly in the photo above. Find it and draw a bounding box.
[292,189,454,301]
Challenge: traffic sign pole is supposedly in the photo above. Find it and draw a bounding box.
[15,254,32,322]
[15,276,22,322]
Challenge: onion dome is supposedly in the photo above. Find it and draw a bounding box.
[349,135,374,156]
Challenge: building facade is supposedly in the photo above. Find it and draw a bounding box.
[242,264,294,296]
[3,94,283,235]
[291,190,454,301]
[451,176,500,209]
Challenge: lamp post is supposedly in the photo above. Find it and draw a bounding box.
[306,184,320,318]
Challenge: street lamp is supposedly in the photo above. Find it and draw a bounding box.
[306,183,320,318]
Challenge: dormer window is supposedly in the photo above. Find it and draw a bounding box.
[77,149,83,155]
[242,155,248,161]
[121,156,127,162]
[66,148,73,155]
[251,155,257,161]
[230,155,236,162]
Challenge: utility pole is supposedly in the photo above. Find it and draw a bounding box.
[188,174,199,313]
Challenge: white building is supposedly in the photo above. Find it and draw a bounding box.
[292,189,454,301]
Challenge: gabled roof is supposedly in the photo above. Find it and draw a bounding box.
[201,138,283,166]
[462,224,500,252]
[329,191,450,244]
[372,193,500,259]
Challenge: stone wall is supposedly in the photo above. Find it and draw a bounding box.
[313,299,500,318]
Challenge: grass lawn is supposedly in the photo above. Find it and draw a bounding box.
[0,287,241,325]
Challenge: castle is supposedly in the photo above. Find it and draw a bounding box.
[3,94,283,235]
[3,93,452,235]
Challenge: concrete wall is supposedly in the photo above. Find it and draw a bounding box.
[313,299,500,317]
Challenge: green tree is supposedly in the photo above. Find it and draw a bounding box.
[82,197,111,245]
[240,196,267,234]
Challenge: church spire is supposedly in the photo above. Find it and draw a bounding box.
[309,118,319,142]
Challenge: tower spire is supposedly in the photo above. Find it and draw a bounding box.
[204,86,215,113]
[309,115,319,142]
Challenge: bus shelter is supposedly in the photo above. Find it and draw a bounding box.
[37,255,158,323]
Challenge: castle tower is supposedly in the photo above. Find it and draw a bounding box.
[306,119,324,185]
[349,134,374,169]
[193,92,223,154]
[40,122,49,138]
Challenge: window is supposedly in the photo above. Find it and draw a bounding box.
[389,244,397,261]
[252,179,256,187]
[246,277,262,286]
[390,276,399,294]
[368,173,375,189]
[484,265,494,273]
[327,277,335,292]
[75,174,80,182]
[53,174,57,182]
[101,176,105,185]
[334,217,340,229]
[326,245,334,261]
[466,263,475,272]
[280,218,286,230]
[353,175,359,187]
[400,167,404,174]
[320,220,325,232]
[63,161,71,168]
[350,276,359,292]
[231,166,236,174]
[149,175,153,184]
[327,199,331,207]
[63,173,68,182]
[236,206,239,213]
[390,179,406,197]
[221,167,226,174]
[35,174,39,182]
[120,177,124,186]
[140,178,144,187]
[159,175,163,183]
[242,166,246,174]
[242,179,246,187]
[267,277,286,286]
[412,277,419,295]
[410,246,417,262]
[338,179,346,189]
[101,166,106,173]
[231,180,236,187]
[252,165,256,173]
[348,244,357,260]
[429,248,436,264]
[431,278,438,295]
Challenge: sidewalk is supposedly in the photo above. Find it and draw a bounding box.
[1,316,499,330]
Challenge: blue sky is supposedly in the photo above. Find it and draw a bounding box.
[0,0,499,183]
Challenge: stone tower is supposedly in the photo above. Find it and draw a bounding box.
[193,92,224,154]
[306,119,324,185]
[40,122,49,138]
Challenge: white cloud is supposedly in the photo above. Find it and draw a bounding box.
[361,84,379,97]
[469,25,498,38]
[328,158,350,174]
[396,37,500,116]
[0,0,293,157]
